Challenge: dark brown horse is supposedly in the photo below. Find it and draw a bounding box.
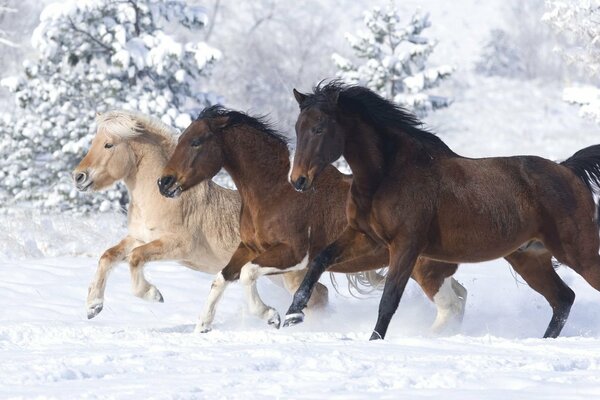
[158,105,465,332]
[285,81,600,340]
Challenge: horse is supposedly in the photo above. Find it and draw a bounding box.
[285,80,600,340]
[158,105,467,333]
[72,110,330,322]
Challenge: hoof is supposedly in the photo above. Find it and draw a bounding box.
[282,312,304,328]
[267,310,281,329]
[142,286,164,303]
[87,301,103,319]
[194,322,212,334]
[369,330,383,341]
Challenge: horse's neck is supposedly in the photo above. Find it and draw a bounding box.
[221,127,290,200]
[124,138,179,204]
[343,119,391,194]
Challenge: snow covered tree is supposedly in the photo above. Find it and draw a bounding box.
[543,1,600,122]
[0,0,220,213]
[543,0,600,74]
[332,3,453,116]
[0,4,18,48]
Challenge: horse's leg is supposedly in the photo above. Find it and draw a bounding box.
[281,270,329,309]
[411,259,466,334]
[370,242,420,340]
[87,236,139,319]
[240,244,303,329]
[504,247,575,338]
[127,237,186,302]
[283,227,377,327]
[196,243,254,333]
[536,205,600,336]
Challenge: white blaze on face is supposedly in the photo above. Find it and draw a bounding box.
[288,147,296,184]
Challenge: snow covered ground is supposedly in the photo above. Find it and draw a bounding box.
[1,212,600,399]
[3,54,600,400]
[2,1,600,398]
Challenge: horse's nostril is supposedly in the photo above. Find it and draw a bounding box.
[74,172,87,184]
[158,175,176,190]
[294,176,307,191]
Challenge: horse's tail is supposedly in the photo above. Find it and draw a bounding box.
[560,144,600,227]
[331,269,387,297]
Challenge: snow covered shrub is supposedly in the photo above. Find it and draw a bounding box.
[0,0,220,213]
[332,3,454,116]
[562,86,600,123]
[476,29,525,78]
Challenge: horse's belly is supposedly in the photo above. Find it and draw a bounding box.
[424,221,535,263]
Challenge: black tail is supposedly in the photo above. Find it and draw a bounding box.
[561,144,600,229]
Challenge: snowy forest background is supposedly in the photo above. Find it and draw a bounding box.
[2,2,600,397]
[0,0,599,213]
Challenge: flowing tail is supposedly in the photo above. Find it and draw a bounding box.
[333,269,387,296]
[560,144,600,227]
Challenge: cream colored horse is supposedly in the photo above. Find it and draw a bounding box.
[73,110,328,327]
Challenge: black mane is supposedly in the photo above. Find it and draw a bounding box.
[197,105,288,145]
[301,80,453,153]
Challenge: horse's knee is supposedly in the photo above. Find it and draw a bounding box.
[129,249,145,269]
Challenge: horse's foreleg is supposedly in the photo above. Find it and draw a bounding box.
[281,269,329,309]
[128,237,185,302]
[370,242,420,340]
[283,227,370,327]
[87,236,138,319]
[197,243,254,333]
[240,262,281,328]
[241,244,308,329]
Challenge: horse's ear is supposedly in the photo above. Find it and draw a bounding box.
[210,116,229,131]
[96,111,101,117]
[330,90,340,105]
[293,88,307,106]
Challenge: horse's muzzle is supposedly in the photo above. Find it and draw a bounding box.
[73,171,92,191]
[157,175,183,198]
[292,175,311,192]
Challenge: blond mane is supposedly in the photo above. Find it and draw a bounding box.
[96,110,179,146]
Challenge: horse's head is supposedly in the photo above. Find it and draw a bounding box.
[289,88,345,192]
[73,113,137,192]
[158,117,224,198]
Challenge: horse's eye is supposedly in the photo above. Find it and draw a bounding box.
[314,127,324,135]
[104,143,114,149]
[191,138,202,147]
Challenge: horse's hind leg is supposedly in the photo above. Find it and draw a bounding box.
[504,246,575,338]
[411,258,466,335]
[87,236,138,319]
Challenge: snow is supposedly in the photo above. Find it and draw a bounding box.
[1,212,600,399]
[2,0,600,398]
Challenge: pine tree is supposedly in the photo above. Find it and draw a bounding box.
[332,3,453,116]
[0,0,220,213]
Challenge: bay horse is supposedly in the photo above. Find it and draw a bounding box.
[158,105,466,333]
[73,110,328,321]
[285,81,600,340]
